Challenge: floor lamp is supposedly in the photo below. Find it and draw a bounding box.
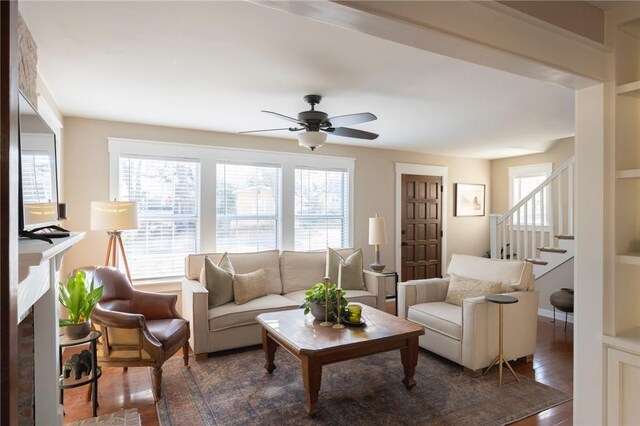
[90,201,138,282]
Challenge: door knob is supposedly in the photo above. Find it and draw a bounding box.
[401,230,407,235]
[401,242,408,247]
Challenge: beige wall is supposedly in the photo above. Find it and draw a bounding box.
[499,1,604,44]
[490,137,574,215]
[61,117,491,284]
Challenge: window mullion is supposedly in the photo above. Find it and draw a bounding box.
[281,164,295,250]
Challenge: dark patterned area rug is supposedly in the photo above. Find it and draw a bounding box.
[156,346,571,426]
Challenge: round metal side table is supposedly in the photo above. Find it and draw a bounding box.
[483,294,521,386]
[59,330,102,417]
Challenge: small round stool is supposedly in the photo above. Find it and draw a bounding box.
[550,288,574,332]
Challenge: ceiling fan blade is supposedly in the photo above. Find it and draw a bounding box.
[262,110,305,125]
[324,127,378,140]
[326,112,376,128]
[239,127,302,134]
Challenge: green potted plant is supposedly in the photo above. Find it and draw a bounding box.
[302,282,349,321]
[58,270,104,340]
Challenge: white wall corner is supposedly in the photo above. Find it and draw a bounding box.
[573,84,605,425]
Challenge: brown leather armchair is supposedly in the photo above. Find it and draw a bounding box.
[74,266,190,400]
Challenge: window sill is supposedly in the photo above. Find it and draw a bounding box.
[132,277,182,292]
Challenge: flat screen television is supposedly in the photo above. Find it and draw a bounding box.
[18,92,68,243]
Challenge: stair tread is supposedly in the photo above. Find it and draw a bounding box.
[524,258,549,265]
[555,235,574,240]
[538,247,568,254]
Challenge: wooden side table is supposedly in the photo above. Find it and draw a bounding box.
[483,294,521,386]
[59,330,102,417]
[366,269,399,314]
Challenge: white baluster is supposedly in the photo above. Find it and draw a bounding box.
[502,220,507,259]
[549,179,555,247]
[489,214,499,259]
[516,209,520,260]
[557,171,563,236]
[568,163,574,236]
[523,202,528,259]
[532,192,537,258]
[540,185,545,248]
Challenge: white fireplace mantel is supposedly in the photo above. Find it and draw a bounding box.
[18,232,85,426]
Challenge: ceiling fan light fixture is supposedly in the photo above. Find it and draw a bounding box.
[297,131,327,151]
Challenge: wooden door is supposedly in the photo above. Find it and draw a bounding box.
[401,174,442,281]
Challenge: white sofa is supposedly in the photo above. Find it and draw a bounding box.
[397,254,539,373]
[182,249,387,359]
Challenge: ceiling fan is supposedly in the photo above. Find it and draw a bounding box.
[240,94,378,151]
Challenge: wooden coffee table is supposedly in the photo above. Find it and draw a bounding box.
[256,304,425,416]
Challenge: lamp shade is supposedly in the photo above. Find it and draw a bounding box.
[368,216,388,245]
[24,202,58,225]
[297,131,327,151]
[90,201,138,231]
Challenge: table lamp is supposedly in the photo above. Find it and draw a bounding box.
[91,200,138,282]
[369,214,388,272]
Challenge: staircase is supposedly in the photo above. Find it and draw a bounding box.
[489,156,575,279]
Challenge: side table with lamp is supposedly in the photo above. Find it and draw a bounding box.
[368,214,400,314]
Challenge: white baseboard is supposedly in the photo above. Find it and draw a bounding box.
[538,308,574,324]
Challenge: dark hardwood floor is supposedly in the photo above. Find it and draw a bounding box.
[62,309,573,425]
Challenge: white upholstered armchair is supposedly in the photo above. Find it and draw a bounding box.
[397,254,539,374]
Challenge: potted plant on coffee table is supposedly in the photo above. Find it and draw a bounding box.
[58,270,104,340]
[302,282,349,321]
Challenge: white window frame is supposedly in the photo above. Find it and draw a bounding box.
[508,163,552,229]
[109,138,355,278]
[294,166,351,251]
[115,153,202,280]
[215,161,283,253]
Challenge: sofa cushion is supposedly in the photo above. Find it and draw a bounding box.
[233,268,268,305]
[444,273,502,307]
[408,302,462,340]
[447,254,534,292]
[208,294,299,332]
[283,289,377,308]
[279,249,353,294]
[186,250,283,295]
[328,248,366,290]
[280,250,325,294]
[201,253,235,308]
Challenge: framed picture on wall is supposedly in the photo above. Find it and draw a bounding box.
[455,183,485,216]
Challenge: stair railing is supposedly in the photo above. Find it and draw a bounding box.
[490,156,575,261]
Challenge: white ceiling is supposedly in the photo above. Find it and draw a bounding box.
[19,1,575,159]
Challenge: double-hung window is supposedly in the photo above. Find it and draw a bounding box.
[294,167,350,251]
[21,150,54,204]
[216,163,281,252]
[119,154,201,279]
[110,138,354,281]
[509,163,552,226]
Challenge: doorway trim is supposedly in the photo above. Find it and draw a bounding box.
[395,163,448,282]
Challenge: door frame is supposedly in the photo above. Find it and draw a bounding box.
[395,163,448,282]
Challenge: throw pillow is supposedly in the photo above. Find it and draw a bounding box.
[233,268,268,305]
[200,253,235,308]
[444,273,502,307]
[327,248,366,291]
